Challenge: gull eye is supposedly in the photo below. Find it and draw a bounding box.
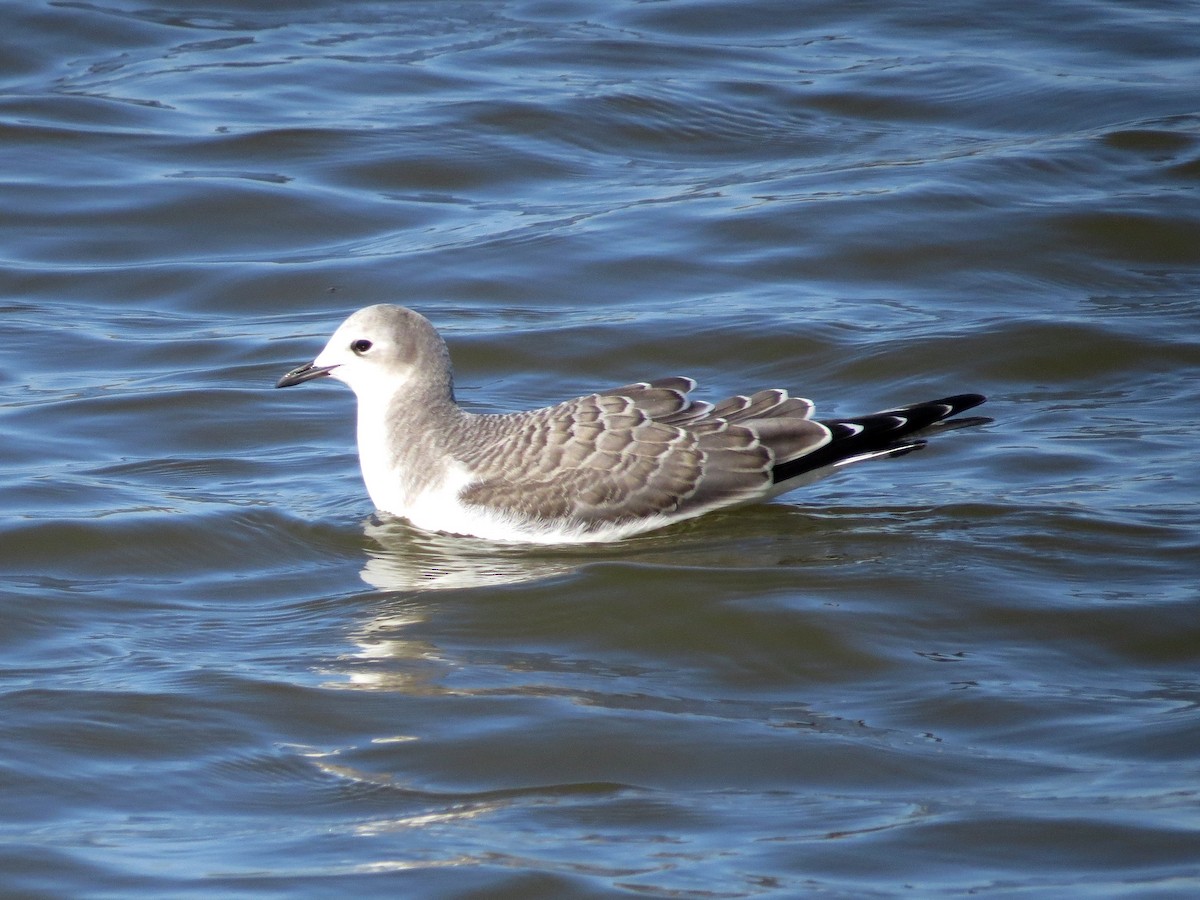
[351,338,373,355]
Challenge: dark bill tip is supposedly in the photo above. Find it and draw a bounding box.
[275,363,337,388]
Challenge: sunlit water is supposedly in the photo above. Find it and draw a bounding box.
[2,0,1199,896]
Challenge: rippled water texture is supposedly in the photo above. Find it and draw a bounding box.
[2,0,1199,896]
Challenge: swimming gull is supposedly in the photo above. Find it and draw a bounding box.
[277,304,987,543]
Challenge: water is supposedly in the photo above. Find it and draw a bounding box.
[2,0,1199,896]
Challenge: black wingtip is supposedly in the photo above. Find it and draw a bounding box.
[771,391,989,485]
[898,393,986,417]
[917,394,991,431]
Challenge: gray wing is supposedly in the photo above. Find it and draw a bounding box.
[456,378,830,530]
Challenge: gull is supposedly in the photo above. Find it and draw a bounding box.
[277,305,987,544]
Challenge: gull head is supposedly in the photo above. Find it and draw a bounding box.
[275,304,453,401]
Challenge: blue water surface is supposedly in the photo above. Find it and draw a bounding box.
[2,0,1199,896]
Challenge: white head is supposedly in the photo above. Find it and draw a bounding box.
[276,304,454,402]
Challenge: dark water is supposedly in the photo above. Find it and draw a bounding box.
[3,0,1199,895]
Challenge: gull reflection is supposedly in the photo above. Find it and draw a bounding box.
[332,507,835,700]
[357,503,838,594]
[359,517,585,592]
[328,606,446,694]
